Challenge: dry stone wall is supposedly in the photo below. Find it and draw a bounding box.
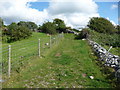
[88,39,120,80]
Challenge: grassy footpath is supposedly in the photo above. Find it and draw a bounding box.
[2,34,111,88]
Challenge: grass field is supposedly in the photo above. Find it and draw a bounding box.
[2,33,113,88]
[1,32,62,79]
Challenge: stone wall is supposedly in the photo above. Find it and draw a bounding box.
[88,39,120,80]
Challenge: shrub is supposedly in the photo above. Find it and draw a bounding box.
[75,28,90,39]
[18,21,38,31]
[89,30,120,47]
[41,21,57,35]
[53,18,67,33]
[87,17,116,34]
[2,22,32,43]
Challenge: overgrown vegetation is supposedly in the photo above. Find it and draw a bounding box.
[89,30,120,48]
[87,17,117,34]
[41,21,57,34]
[2,22,32,43]
[77,17,120,48]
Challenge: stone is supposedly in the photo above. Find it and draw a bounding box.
[89,76,94,79]
[45,43,49,46]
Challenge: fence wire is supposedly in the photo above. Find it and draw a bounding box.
[1,33,64,79]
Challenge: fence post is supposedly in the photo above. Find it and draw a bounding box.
[38,39,40,57]
[62,32,64,38]
[50,35,51,48]
[8,45,11,78]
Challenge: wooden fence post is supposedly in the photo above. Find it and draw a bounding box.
[8,45,11,78]
[62,32,64,38]
[38,39,40,57]
[50,35,51,48]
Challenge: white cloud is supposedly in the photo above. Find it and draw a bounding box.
[47,0,99,28]
[111,4,118,9]
[0,0,48,25]
[0,0,100,28]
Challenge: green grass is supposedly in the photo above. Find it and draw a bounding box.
[2,33,112,88]
[1,32,61,78]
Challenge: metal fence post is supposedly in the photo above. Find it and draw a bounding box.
[8,45,11,78]
[38,39,40,57]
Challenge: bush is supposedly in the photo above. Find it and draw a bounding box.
[41,21,57,35]
[75,28,89,39]
[87,17,116,34]
[53,18,67,33]
[2,22,32,43]
[18,21,38,31]
[89,30,120,47]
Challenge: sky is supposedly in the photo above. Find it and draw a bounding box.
[0,0,119,29]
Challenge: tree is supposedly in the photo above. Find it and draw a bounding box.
[27,21,38,31]
[18,21,38,31]
[87,17,116,34]
[3,22,32,42]
[42,21,57,34]
[53,18,66,33]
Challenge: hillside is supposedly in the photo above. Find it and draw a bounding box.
[2,33,112,88]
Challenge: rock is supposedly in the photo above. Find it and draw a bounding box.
[45,43,49,46]
[82,39,86,40]
[89,76,94,79]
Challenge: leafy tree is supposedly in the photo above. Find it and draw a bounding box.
[27,22,38,31]
[42,21,57,34]
[87,17,116,34]
[18,21,38,31]
[3,22,32,42]
[53,18,66,33]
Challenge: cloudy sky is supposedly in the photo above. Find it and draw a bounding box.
[0,0,119,28]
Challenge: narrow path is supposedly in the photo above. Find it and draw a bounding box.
[3,34,111,88]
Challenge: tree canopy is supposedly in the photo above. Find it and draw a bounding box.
[41,21,57,35]
[18,21,38,31]
[53,18,66,33]
[87,17,116,34]
[2,22,32,42]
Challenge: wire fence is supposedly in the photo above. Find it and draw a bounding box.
[1,33,64,79]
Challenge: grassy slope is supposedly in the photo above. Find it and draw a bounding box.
[2,32,51,78]
[2,33,111,88]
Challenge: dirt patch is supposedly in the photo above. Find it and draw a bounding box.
[82,73,86,78]
[55,53,61,57]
